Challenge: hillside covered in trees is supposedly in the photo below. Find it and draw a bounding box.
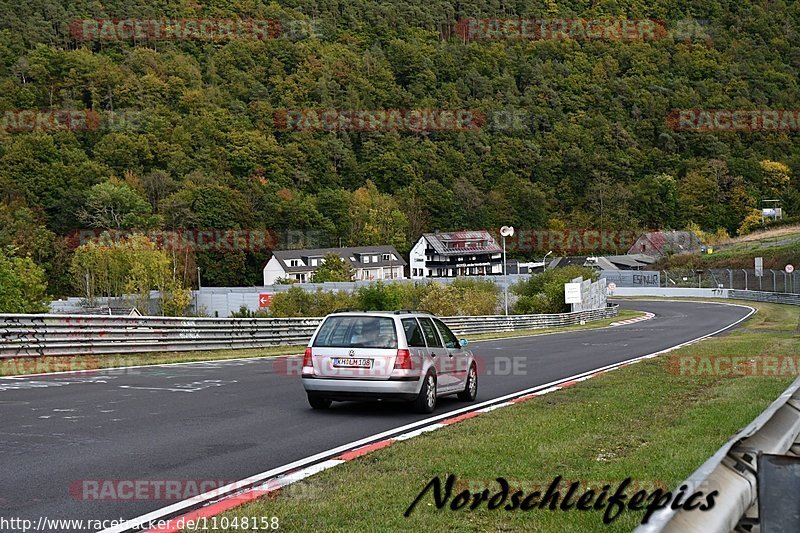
[1,0,799,296]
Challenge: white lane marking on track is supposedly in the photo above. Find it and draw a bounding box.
[118,380,237,393]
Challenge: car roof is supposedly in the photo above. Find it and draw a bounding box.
[326,310,434,318]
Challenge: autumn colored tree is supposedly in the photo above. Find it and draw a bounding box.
[311,253,355,282]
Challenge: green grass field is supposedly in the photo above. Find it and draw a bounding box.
[197,300,797,532]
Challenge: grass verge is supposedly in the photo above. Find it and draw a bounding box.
[198,300,797,532]
[0,310,643,377]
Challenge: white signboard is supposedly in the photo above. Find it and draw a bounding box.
[786,264,795,273]
[607,282,617,292]
[755,257,763,277]
[564,283,582,304]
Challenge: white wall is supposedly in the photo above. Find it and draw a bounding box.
[410,237,427,278]
[611,287,729,298]
[263,256,286,285]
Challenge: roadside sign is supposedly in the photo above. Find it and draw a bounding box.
[258,293,273,307]
[564,283,582,304]
[786,264,795,274]
[755,257,763,277]
[607,282,617,292]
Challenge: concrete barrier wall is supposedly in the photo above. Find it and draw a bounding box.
[610,287,730,298]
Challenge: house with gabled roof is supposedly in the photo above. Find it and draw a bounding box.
[263,245,406,285]
[409,230,504,279]
[627,230,702,258]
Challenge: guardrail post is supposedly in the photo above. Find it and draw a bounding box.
[727,268,732,289]
[742,269,748,291]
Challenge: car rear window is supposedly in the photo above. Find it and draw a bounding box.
[313,316,398,349]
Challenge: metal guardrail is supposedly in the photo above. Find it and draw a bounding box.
[0,305,619,358]
[728,289,800,306]
[636,376,800,533]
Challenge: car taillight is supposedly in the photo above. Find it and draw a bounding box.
[394,349,412,370]
[303,347,313,367]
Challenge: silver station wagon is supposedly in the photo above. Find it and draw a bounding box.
[301,310,478,413]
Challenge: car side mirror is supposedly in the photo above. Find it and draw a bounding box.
[459,339,468,348]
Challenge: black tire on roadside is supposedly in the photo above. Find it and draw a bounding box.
[412,371,437,413]
[308,395,332,410]
[458,363,478,402]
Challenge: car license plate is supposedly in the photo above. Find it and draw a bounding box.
[332,358,372,368]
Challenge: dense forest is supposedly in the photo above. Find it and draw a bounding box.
[1,1,799,297]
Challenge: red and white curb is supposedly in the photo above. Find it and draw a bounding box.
[610,312,655,326]
[101,302,755,533]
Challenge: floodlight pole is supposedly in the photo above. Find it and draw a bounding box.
[503,235,508,316]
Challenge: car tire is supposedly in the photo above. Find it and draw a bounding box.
[457,363,478,402]
[308,394,332,410]
[412,371,437,413]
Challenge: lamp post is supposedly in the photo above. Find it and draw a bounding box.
[500,226,514,316]
[543,250,553,272]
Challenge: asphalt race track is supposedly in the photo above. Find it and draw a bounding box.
[0,300,752,530]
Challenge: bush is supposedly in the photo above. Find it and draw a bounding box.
[229,305,269,318]
[419,278,499,316]
[265,280,501,317]
[355,281,403,310]
[0,248,49,313]
[511,266,598,314]
[268,286,357,317]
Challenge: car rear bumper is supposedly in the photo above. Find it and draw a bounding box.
[302,376,422,400]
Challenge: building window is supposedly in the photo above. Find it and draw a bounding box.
[310,259,318,266]
[363,256,370,263]
[289,259,300,267]
[382,253,390,261]
[373,255,379,262]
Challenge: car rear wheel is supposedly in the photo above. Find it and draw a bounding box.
[458,363,478,401]
[412,372,437,413]
[308,394,332,410]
